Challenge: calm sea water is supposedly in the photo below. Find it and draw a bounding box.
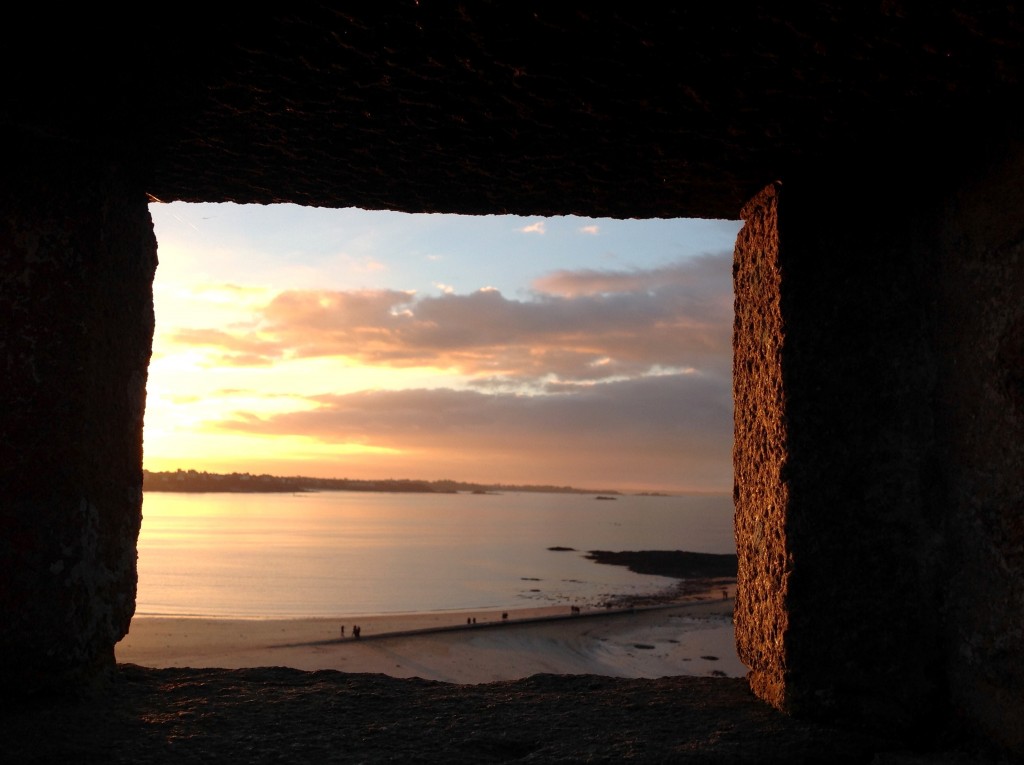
[136,490,734,619]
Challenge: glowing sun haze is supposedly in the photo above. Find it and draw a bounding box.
[145,203,740,493]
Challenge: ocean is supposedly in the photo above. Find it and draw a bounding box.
[136,490,734,619]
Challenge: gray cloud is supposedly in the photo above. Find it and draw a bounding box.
[212,372,733,490]
[532,253,727,298]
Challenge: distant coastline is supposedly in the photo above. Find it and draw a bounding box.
[142,469,630,497]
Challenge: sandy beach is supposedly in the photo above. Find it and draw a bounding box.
[116,582,744,683]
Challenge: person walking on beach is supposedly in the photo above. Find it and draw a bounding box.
[340,625,345,638]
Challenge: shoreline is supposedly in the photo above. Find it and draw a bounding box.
[116,578,742,683]
[129,572,735,623]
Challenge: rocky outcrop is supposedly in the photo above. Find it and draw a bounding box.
[585,550,738,580]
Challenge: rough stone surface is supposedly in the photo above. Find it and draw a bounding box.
[733,171,946,734]
[732,184,790,713]
[4,6,1024,219]
[4,666,1006,765]
[0,142,157,693]
[781,168,946,736]
[732,141,1024,755]
[935,141,1024,754]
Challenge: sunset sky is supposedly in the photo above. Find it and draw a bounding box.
[144,203,741,493]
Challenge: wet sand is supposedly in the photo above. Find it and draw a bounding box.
[116,582,743,682]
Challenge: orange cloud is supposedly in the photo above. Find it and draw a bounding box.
[165,255,733,383]
[170,328,286,364]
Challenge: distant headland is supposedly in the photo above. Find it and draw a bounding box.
[142,469,636,496]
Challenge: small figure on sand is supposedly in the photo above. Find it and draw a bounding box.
[353,625,361,639]
[502,612,508,621]
[571,605,580,615]
[340,625,345,638]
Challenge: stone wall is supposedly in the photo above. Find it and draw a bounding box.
[733,143,1023,752]
[1,9,1021,754]
[0,138,157,693]
[935,141,1024,752]
[735,178,943,735]
[732,184,790,711]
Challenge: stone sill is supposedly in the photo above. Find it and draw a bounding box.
[3,665,1002,763]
